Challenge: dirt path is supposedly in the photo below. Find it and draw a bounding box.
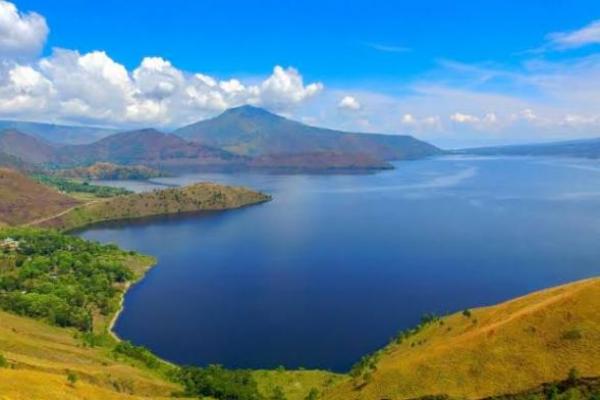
[24,200,102,227]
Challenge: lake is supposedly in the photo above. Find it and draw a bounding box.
[79,156,600,372]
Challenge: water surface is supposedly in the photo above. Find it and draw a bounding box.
[81,156,600,371]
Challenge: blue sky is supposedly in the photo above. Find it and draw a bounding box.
[3,0,600,147]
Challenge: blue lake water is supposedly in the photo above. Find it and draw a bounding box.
[80,156,600,372]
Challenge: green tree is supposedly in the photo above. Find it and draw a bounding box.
[67,371,78,386]
[271,386,287,400]
[304,388,319,400]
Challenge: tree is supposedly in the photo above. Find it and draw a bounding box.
[67,371,78,386]
[304,388,319,400]
[271,386,287,400]
[0,353,8,368]
[567,367,580,386]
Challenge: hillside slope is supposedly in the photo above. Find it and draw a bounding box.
[0,168,79,226]
[324,277,600,400]
[54,128,245,168]
[175,105,441,160]
[0,129,56,164]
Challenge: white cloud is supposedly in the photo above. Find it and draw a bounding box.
[401,113,416,124]
[548,20,600,50]
[0,47,323,126]
[364,42,411,53]
[0,0,48,59]
[450,112,479,124]
[338,95,361,110]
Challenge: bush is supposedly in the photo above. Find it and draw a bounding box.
[567,367,580,386]
[271,386,287,400]
[561,329,583,341]
[304,388,319,400]
[114,341,160,369]
[0,353,8,368]
[177,365,261,400]
[462,309,472,318]
[67,371,78,386]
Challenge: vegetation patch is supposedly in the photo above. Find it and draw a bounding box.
[32,174,132,198]
[0,228,146,332]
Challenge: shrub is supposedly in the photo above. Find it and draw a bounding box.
[271,386,287,400]
[113,341,160,369]
[177,365,261,400]
[567,367,580,386]
[0,353,8,368]
[561,329,583,341]
[304,388,319,400]
[67,371,78,386]
[462,309,472,318]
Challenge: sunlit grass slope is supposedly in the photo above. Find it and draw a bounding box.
[323,277,600,400]
[0,310,181,400]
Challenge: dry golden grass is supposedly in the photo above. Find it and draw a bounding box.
[0,310,182,400]
[323,277,600,400]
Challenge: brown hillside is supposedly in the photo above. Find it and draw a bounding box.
[0,168,79,226]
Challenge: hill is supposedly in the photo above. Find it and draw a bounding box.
[175,105,441,160]
[54,128,246,169]
[0,129,56,164]
[461,137,600,159]
[57,162,165,180]
[34,182,271,231]
[0,120,117,145]
[0,168,80,226]
[323,277,600,400]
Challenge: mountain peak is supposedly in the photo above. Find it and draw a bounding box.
[221,105,282,120]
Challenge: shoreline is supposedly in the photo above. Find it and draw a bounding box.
[107,281,131,341]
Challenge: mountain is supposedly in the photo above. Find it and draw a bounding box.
[323,277,600,400]
[175,105,441,160]
[0,168,79,226]
[461,137,600,159]
[0,120,117,145]
[0,129,56,164]
[54,128,246,169]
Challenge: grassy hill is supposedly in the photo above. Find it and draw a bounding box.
[323,277,600,400]
[0,168,80,226]
[34,182,271,231]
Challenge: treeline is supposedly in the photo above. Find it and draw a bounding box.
[0,228,137,331]
[32,174,131,198]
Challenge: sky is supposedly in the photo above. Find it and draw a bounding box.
[2,1,600,147]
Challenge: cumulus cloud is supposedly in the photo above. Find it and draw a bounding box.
[338,95,361,110]
[0,0,48,59]
[450,112,479,124]
[0,47,324,126]
[548,19,600,50]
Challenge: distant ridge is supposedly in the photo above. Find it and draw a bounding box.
[0,107,441,172]
[0,120,117,145]
[461,137,600,159]
[175,105,441,160]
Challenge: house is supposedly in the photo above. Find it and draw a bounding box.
[0,238,19,252]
